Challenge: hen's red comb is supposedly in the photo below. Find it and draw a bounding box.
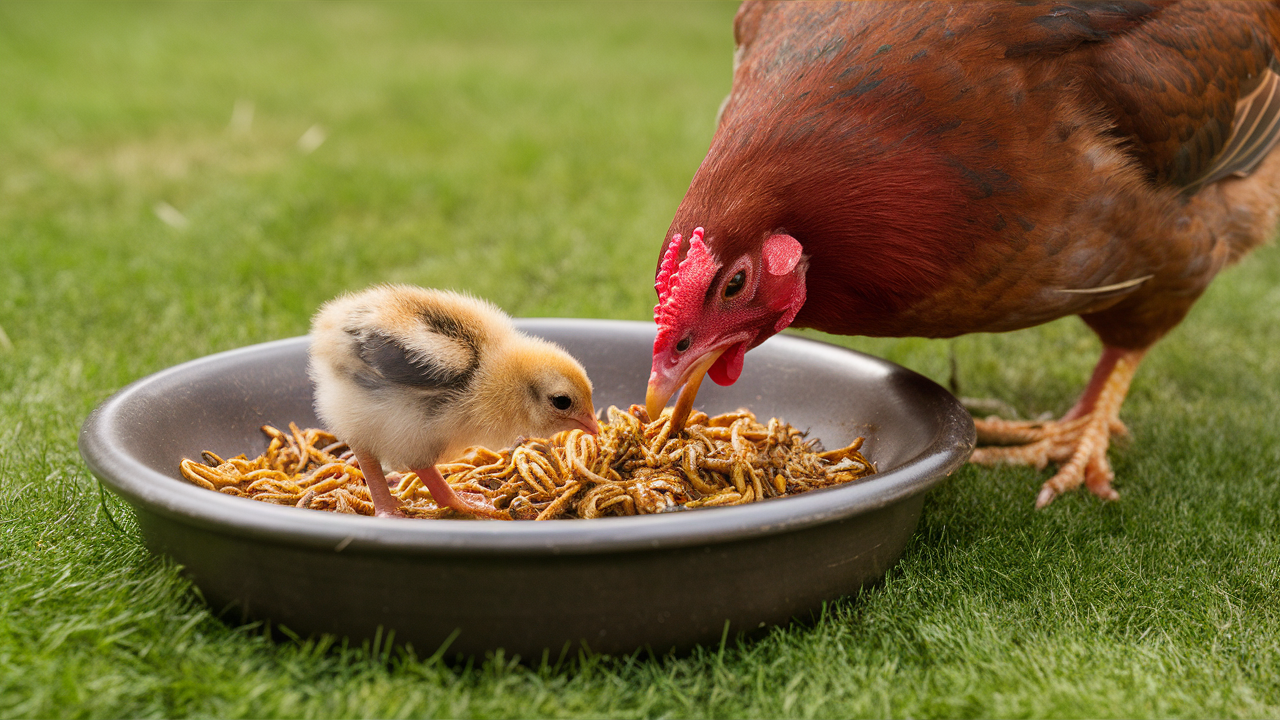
[654,231,684,317]
[653,227,714,349]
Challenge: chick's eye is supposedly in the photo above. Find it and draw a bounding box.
[675,337,691,353]
[550,394,572,411]
[723,271,746,299]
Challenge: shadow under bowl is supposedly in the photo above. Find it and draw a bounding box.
[79,319,974,659]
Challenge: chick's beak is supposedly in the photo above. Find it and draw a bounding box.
[577,411,601,435]
[646,348,724,423]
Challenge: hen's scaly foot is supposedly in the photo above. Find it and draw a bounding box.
[968,347,1145,508]
[971,413,1122,508]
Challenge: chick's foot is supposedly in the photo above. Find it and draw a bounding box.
[352,448,408,518]
[414,465,512,521]
[968,347,1146,508]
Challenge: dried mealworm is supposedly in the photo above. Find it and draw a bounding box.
[181,407,874,520]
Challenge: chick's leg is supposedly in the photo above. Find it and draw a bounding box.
[352,448,406,518]
[969,346,1146,509]
[412,465,511,521]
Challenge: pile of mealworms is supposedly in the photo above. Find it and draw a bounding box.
[179,405,874,520]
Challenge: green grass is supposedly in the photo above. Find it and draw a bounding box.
[2,2,1279,717]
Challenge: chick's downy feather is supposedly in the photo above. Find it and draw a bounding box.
[309,284,597,518]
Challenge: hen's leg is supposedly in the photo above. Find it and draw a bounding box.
[411,465,511,520]
[970,346,1146,508]
[352,448,406,518]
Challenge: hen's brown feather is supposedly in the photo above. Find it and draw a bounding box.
[671,0,1280,350]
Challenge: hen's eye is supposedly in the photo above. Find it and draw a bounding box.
[550,394,572,411]
[723,271,746,299]
[675,337,691,353]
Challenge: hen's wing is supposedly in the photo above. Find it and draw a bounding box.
[997,1,1280,194]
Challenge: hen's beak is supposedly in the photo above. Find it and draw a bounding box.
[646,348,724,429]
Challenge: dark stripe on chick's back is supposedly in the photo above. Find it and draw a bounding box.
[355,330,476,392]
[418,307,482,354]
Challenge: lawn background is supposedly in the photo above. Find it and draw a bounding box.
[1,2,1278,718]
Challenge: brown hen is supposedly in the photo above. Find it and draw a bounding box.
[646,1,1280,507]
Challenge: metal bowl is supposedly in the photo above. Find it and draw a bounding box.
[79,319,973,658]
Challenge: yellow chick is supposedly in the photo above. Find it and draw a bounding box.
[308,284,599,519]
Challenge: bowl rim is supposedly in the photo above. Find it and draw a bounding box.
[79,319,974,557]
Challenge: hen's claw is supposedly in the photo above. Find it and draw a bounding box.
[968,347,1145,508]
